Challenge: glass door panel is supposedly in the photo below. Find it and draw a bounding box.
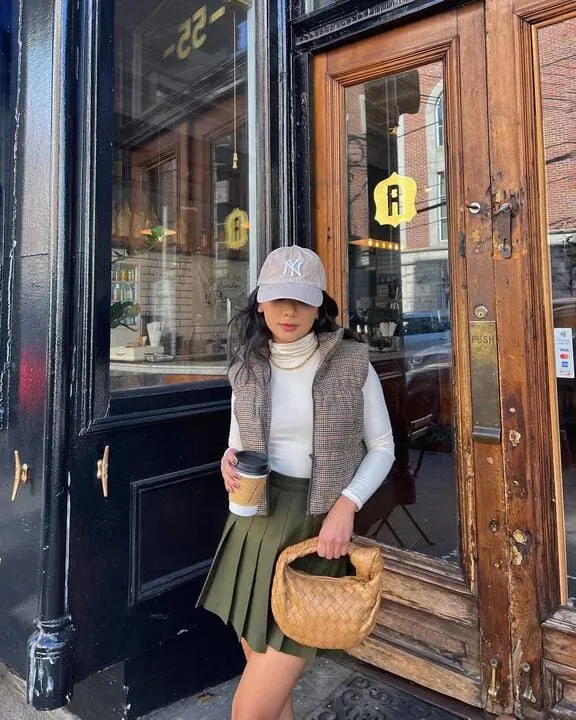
[539,15,576,602]
[110,0,256,390]
[344,62,457,562]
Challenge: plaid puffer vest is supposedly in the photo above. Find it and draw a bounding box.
[229,329,369,515]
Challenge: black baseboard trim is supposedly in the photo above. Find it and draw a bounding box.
[68,614,243,720]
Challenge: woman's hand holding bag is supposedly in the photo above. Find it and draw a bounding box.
[317,495,357,559]
[271,536,384,650]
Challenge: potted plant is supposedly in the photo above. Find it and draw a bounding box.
[110,300,141,330]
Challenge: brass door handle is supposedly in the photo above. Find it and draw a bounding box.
[11,450,29,501]
[494,198,518,259]
[96,446,110,498]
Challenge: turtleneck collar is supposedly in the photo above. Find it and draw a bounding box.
[269,332,319,369]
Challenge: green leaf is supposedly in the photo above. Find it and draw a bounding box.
[110,300,140,329]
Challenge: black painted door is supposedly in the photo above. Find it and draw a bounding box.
[68,0,261,683]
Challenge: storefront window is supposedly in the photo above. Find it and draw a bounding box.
[110,0,258,390]
[539,17,576,602]
[344,62,457,561]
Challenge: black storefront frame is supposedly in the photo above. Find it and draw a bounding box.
[24,0,77,707]
[0,0,15,429]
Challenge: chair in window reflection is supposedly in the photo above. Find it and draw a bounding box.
[358,415,434,549]
[356,361,453,549]
[557,379,575,469]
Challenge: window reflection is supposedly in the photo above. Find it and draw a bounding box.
[110,0,255,389]
[539,17,576,601]
[345,63,458,562]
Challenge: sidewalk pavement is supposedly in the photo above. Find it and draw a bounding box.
[0,663,79,720]
[142,656,355,719]
[2,655,478,719]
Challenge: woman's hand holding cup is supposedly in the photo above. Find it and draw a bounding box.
[221,448,240,493]
[226,451,270,516]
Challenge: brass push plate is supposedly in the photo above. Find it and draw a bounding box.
[470,320,501,443]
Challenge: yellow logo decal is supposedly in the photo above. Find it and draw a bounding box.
[373,172,417,228]
[225,208,249,250]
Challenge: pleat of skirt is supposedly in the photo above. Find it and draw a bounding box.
[196,471,350,661]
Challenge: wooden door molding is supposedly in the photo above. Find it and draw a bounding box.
[514,0,576,21]
[483,0,576,717]
[542,609,576,720]
[313,3,505,710]
[520,0,576,720]
[543,659,576,719]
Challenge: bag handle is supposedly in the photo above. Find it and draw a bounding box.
[276,536,384,580]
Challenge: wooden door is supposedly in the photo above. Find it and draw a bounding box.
[312,4,535,715]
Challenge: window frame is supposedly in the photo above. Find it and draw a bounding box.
[437,170,448,243]
[435,92,444,148]
[73,0,273,429]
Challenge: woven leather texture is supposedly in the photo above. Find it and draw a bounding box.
[271,536,384,650]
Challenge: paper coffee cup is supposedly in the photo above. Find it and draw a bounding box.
[229,451,270,517]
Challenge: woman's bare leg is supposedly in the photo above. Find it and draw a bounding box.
[277,692,295,720]
[237,639,299,720]
[232,642,306,720]
[240,637,252,662]
[240,639,295,720]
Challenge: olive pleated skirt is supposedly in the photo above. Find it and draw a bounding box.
[197,472,350,661]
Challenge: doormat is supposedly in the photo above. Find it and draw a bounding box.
[304,673,465,720]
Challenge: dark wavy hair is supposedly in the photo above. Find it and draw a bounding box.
[228,289,362,381]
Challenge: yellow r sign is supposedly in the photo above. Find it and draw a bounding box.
[373,172,417,228]
[225,208,249,250]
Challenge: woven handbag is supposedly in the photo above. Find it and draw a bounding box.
[271,536,384,650]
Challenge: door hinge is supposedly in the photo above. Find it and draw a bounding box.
[488,657,500,700]
[96,446,110,498]
[11,450,29,501]
[521,662,537,704]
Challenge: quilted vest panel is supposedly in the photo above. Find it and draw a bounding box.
[229,330,369,515]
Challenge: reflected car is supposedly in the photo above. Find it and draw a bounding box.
[395,311,451,370]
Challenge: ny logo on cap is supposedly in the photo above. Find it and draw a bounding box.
[283,259,304,278]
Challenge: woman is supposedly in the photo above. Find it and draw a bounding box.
[198,246,395,720]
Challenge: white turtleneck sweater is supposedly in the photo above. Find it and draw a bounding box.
[228,333,395,510]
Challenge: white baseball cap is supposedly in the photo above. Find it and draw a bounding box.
[256,246,327,307]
